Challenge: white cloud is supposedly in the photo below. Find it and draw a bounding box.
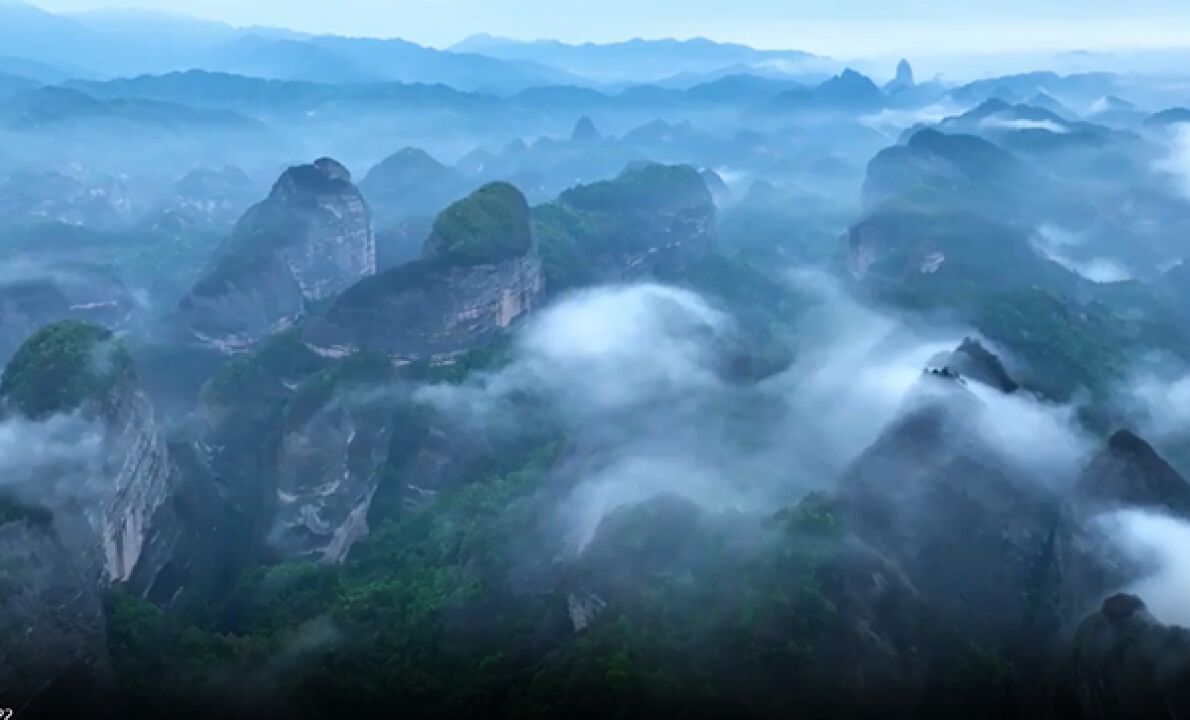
[1097,509,1190,627]
[1157,124,1190,201]
[981,116,1071,134]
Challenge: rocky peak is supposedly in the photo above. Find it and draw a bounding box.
[271,157,355,202]
[932,337,1019,393]
[571,115,601,142]
[179,157,376,350]
[303,181,543,362]
[896,59,914,87]
[359,147,466,228]
[1076,429,1190,516]
[1067,594,1190,719]
[839,388,1104,648]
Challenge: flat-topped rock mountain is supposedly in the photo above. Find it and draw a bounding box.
[533,162,715,291]
[304,181,543,362]
[178,157,376,351]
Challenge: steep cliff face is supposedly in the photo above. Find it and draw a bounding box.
[532,163,715,292]
[0,321,178,709]
[0,322,176,583]
[304,182,543,361]
[179,158,376,350]
[268,359,398,562]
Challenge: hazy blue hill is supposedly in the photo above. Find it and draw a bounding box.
[450,34,824,82]
[683,73,804,103]
[64,71,499,115]
[863,128,1035,210]
[360,147,469,228]
[0,70,38,101]
[2,84,263,127]
[510,84,612,111]
[1027,91,1078,119]
[1146,107,1190,127]
[948,71,1117,109]
[773,68,885,113]
[309,35,585,93]
[930,99,1117,152]
[0,1,103,73]
[206,34,377,84]
[0,3,584,91]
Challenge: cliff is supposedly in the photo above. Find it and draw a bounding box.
[304,182,543,362]
[179,158,376,351]
[0,321,178,709]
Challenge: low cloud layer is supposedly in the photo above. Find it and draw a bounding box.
[1157,123,1190,201]
[1098,509,1190,627]
[1034,224,1133,283]
[418,278,1097,553]
[0,411,104,492]
[981,116,1070,134]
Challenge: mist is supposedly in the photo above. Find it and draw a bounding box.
[4,3,1190,716]
[1098,509,1190,627]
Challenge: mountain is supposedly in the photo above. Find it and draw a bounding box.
[0,69,38,101]
[1146,107,1190,128]
[305,35,583,93]
[64,70,498,116]
[884,58,914,93]
[0,86,264,131]
[1068,594,1190,719]
[0,321,179,711]
[0,3,581,91]
[358,147,470,229]
[303,182,544,361]
[0,263,139,365]
[838,369,1107,648]
[178,158,376,350]
[1076,430,1190,516]
[532,162,715,291]
[450,34,825,82]
[947,71,1118,110]
[774,69,885,113]
[0,169,135,228]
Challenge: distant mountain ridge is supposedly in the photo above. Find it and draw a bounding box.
[449,34,829,82]
[0,1,578,91]
[0,2,828,89]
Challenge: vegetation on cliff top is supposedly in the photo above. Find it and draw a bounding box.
[424,182,532,267]
[0,320,132,419]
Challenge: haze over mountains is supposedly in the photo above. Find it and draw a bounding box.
[5,2,1190,718]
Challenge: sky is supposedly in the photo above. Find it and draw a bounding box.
[21,0,1190,55]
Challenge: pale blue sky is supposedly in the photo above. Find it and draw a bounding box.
[25,0,1190,54]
